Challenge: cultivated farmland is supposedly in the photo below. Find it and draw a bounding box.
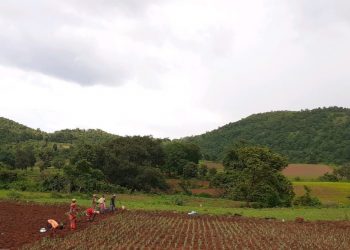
[25,209,350,250]
[282,164,333,179]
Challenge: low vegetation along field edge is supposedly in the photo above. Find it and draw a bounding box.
[1,190,350,221]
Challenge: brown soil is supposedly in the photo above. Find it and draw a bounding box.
[26,210,350,249]
[0,201,115,250]
[190,188,223,196]
[282,164,333,178]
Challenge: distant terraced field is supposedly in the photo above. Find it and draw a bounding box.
[282,164,334,179]
[202,161,334,180]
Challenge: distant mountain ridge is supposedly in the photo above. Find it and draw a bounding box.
[0,117,117,145]
[2,106,350,164]
[185,107,350,165]
[0,117,44,143]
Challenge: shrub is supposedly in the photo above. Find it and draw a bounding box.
[178,179,192,195]
[171,196,186,206]
[50,192,65,199]
[195,193,213,198]
[293,186,322,207]
[319,173,338,182]
[9,179,41,192]
[7,190,24,200]
[183,162,198,179]
[0,168,18,189]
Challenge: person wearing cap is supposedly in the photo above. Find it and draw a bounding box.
[98,195,106,213]
[69,199,78,230]
[110,194,116,212]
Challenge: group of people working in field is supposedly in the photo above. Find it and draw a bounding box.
[45,194,117,233]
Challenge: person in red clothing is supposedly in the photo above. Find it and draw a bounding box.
[69,199,78,230]
[86,207,100,222]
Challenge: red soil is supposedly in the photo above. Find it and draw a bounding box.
[282,164,333,178]
[26,210,350,249]
[190,188,223,196]
[0,201,115,250]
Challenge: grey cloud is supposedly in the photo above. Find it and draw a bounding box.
[0,0,164,86]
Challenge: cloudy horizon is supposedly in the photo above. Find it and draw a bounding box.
[1,0,350,138]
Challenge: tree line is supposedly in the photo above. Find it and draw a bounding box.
[0,135,204,193]
[186,107,350,165]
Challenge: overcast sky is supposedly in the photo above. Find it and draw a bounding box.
[0,0,350,138]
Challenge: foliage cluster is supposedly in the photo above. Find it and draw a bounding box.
[293,186,322,207]
[186,107,350,164]
[211,146,294,207]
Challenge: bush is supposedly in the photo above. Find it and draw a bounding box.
[195,193,213,198]
[294,176,301,181]
[50,192,65,199]
[183,162,198,179]
[319,173,339,182]
[9,179,41,192]
[178,179,192,195]
[293,186,322,207]
[171,196,187,206]
[0,169,18,189]
[42,174,68,192]
[7,190,24,200]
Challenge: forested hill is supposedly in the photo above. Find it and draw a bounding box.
[185,107,350,164]
[0,117,43,143]
[0,117,117,145]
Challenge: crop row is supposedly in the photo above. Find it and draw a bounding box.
[25,211,350,249]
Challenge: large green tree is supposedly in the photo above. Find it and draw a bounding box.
[162,141,201,177]
[214,146,294,207]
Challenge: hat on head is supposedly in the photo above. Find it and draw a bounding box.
[72,198,76,202]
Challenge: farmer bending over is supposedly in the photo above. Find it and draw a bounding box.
[47,219,64,230]
[86,207,100,222]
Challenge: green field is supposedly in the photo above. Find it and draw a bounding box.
[293,181,350,205]
[1,189,350,221]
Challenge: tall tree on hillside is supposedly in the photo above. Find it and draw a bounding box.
[98,136,168,191]
[38,147,54,170]
[14,145,36,169]
[215,146,294,207]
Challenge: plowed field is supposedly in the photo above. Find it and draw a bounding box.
[24,209,350,249]
[282,164,333,178]
[0,201,114,249]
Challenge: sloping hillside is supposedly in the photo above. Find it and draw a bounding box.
[0,117,44,143]
[0,118,117,145]
[186,107,350,164]
[48,128,118,144]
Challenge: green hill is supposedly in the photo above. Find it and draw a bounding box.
[0,117,44,143]
[48,128,118,144]
[0,117,117,145]
[185,107,350,164]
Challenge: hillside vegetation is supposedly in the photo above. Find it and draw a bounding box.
[0,117,43,143]
[186,107,350,164]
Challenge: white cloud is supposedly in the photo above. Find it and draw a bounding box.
[0,0,349,138]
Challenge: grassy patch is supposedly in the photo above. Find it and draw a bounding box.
[1,189,350,221]
[293,182,350,205]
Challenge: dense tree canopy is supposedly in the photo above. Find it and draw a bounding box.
[212,146,294,207]
[186,107,350,164]
[162,141,201,176]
